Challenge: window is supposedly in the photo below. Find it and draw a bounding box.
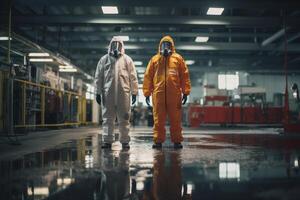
[218,74,239,90]
[219,162,240,179]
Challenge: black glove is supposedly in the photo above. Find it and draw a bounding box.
[182,94,188,105]
[96,94,101,105]
[132,95,137,105]
[145,96,151,107]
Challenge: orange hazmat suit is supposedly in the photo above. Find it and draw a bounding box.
[143,36,191,143]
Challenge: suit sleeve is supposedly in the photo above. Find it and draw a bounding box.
[179,58,191,95]
[128,57,139,95]
[143,58,155,97]
[94,59,104,95]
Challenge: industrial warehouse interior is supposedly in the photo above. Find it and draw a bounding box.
[1,0,300,199]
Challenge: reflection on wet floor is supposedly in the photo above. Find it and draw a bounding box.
[1,133,300,200]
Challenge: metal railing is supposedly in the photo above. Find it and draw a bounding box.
[13,79,94,128]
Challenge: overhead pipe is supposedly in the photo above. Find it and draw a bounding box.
[11,32,93,80]
[287,32,300,43]
[261,27,289,47]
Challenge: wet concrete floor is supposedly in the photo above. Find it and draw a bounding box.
[1,127,300,200]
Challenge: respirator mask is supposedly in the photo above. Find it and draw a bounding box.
[160,41,172,57]
[110,41,122,58]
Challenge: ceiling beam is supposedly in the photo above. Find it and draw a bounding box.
[7,15,299,27]
[261,28,287,47]
[42,31,270,39]
[46,41,300,52]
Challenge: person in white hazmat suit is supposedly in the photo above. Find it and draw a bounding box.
[95,37,139,149]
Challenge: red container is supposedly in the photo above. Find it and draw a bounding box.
[188,105,284,126]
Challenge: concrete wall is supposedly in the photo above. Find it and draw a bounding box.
[188,71,300,104]
[203,72,218,86]
[189,72,218,104]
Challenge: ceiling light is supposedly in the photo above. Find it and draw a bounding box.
[28,53,50,57]
[27,187,49,195]
[195,36,209,42]
[29,58,54,62]
[101,6,118,14]
[115,35,129,41]
[0,36,12,41]
[133,61,143,66]
[59,68,78,72]
[59,65,73,69]
[207,7,224,15]
[185,60,195,65]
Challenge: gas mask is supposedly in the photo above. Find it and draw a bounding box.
[160,41,172,57]
[110,41,122,58]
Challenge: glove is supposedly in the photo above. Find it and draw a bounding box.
[96,94,101,105]
[182,94,188,105]
[145,96,151,107]
[132,95,137,105]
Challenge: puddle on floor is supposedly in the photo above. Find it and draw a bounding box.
[1,133,300,200]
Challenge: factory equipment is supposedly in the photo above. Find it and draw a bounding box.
[238,86,266,107]
[3,61,98,131]
[187,85,283,127]
[237,86,269,124]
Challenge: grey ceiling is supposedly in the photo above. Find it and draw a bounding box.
[1,0,300,83]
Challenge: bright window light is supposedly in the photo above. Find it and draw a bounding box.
[28,53,50,57]
[181,183,194,196]
[134,61,143,66]
[57,178,74,186]
[0,36,12,41]
[185,60,195,65]
[136,181,144,191]
[59,68,77,72]
[195,36,209,43]
[187,183,194,194]
[85,154,94,168]
[295,158,299,168]
[102,6,118,14]
[207,7,224,15]
[219,162,240,179]
[114,35,129,41]
[59,65,73,69]
[29,58,53,62]
[218,74,239,90]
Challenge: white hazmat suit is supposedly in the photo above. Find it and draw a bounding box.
[95,37,138,144]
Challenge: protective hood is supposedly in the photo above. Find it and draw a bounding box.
[108,36,126,55]
[158,35,176,54]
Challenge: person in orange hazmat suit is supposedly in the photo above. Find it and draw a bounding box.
[143,35,191,149]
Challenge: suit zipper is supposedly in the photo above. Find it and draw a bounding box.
[164,57,167,110]
[114,57,118,107]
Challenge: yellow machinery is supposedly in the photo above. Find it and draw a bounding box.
[13,79,94,129]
